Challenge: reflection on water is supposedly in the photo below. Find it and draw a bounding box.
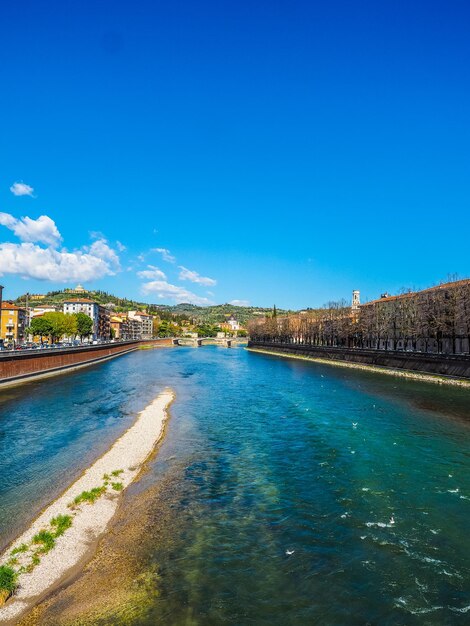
[1,347,470,624]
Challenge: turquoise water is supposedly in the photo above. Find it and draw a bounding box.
[1,347,470,624]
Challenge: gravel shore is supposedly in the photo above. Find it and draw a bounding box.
[0,388,174,623]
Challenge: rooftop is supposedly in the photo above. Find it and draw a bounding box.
[1,302,26,311]
[363,278,470,306]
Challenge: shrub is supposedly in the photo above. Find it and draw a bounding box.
[111,482,123,491]
[50,514,72,537]
[111,469,124,477]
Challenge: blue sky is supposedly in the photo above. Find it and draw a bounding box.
[1,0,469,309]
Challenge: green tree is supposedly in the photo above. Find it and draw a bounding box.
[27,316,53,344]
[195,323,220,337]
[63,314,78,338]
[43,312,68,343]
[156,320,181,337]
[156,320,170,337]
[75,312,93,341]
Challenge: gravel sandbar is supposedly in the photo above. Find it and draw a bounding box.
[0,388,174,623]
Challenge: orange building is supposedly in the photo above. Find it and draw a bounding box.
[0,302,28,346]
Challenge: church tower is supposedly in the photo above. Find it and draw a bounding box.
[352,290,360,311]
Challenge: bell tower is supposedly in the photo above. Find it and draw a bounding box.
[352,290,360,311]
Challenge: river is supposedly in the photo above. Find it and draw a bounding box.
[1,346,469,624]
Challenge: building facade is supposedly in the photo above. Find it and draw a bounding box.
[98,306,111,340]
[249,279,470,356]
[110,314,130,340]
[63,298,110,340]
[128,311,154,339]
[0,302,27,346]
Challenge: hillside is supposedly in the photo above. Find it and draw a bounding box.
[149,303,293,325]
[14,290,292,325]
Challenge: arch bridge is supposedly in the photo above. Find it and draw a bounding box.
[172,337,247,348]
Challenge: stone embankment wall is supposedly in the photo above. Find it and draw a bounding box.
[0,339,173,388]
[248,341,470,380]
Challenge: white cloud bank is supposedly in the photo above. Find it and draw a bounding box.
[141,280,213,305]
[0,212,62,246]
[0,243,119,282]
[10,182,35,197]
[0,211,121,282]
[137,265,167,280]
[152,247,176,263]
[178,265,216,287]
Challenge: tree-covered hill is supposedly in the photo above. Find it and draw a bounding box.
[14,290,293,325]
[149,303,293,325]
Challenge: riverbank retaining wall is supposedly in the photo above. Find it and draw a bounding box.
[0,339,173,387]
[248,341,470,379]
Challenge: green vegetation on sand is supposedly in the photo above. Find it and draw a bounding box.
[0,565,18,604]
[51,514,73,537]
[32,530,56,554]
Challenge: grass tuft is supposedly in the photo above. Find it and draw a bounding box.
[111,469,124,477]
[32,530,55,554]
[25,553,41,572]
[50,514,72,537]
[10,543,28,556]
[0,565,17,594]
[111,482,123,491]
[71,486,107,507]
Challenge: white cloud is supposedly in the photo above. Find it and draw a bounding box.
[116,240,126,252]
[89,230,105,240]
[230,299,250,307]
[0,213,16,228]
[0,212,62,246]
[137,265,167,280]
[0,212,121,282]
[0,242,119,282]
[87,239,121,272]
[10,182,35,197]
[152,247,176,263]
[141,280,213,305]
[178,265,217,287]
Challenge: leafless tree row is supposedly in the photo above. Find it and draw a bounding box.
[248,279,470,355]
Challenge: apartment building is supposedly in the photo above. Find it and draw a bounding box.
[63,298,110,340]
[0,302,27,346]
[128,311,154,339]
